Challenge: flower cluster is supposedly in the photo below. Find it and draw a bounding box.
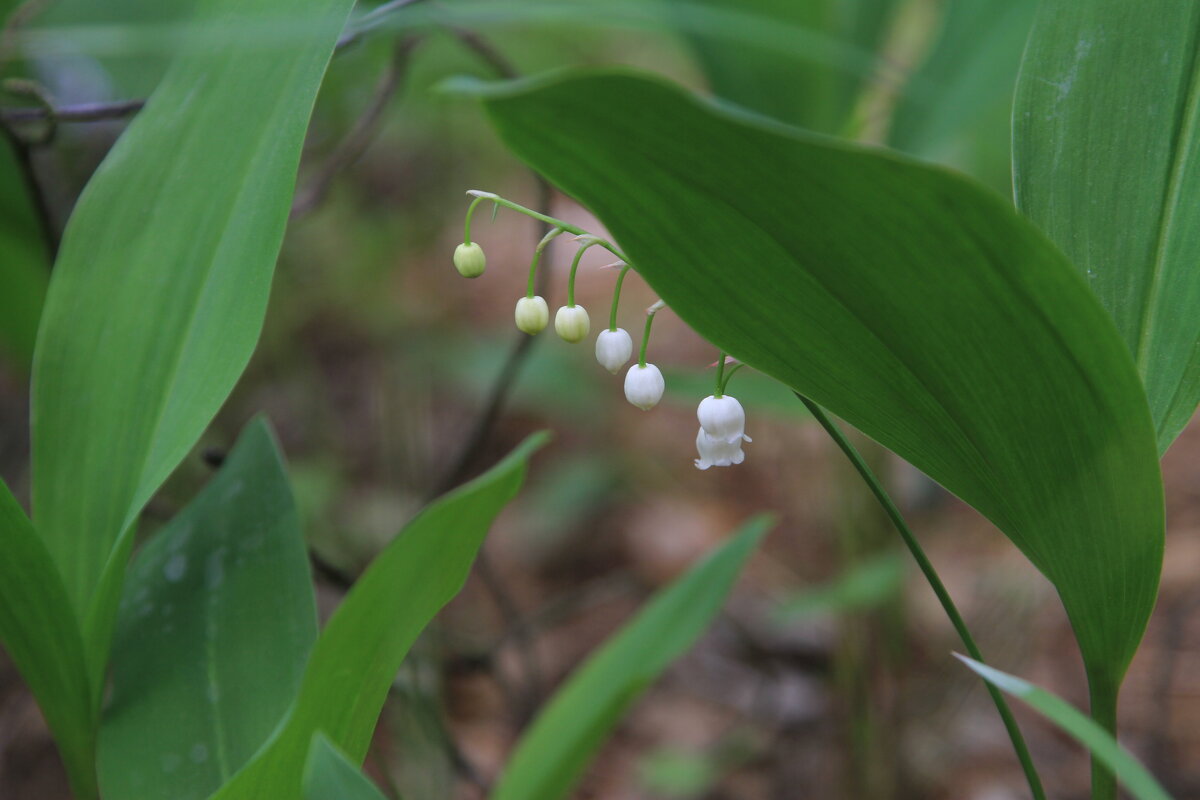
[452,190,750,469]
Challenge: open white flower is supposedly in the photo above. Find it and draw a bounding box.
[697,395,748,443]
[694,428,749,469]
[595,328,633,373]
[514,296,549,335]
[694,394,750,469]
[623,363,664,410]
[555,304,590,343]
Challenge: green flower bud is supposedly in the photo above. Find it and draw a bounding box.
[515,295,549,335]
[453,242,486,278]
[554,304,590,343]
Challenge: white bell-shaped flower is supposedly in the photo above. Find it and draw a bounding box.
[554,304,590,343]
[453,242,486,278]
[694,428,748,470]
[623,363,664,410]
[697,394,748,443]
[514,296,549,335]
[594,328,633,373]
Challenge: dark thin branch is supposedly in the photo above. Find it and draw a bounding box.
[291,37,418,220]
[0,98,144,126]
[336,0,429,51]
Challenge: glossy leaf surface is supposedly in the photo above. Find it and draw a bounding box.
[492,515,769,800]
[30,0,355,622]
[211,433,547,800]
[99,420,317,800]
[466,70,1163,692]
[302,734,389,800]
[959,657,1172,800]
[1014,2,1200,451]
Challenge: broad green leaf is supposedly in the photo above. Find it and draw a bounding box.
[888,0,1037,190]
[464,70,1162,697]
[30,0,355,628]
[0,139,48,371]
[491,515,770,800]
[0,480,96,799]
[667,0,897,132]
[210,433,547,800]
[958,656,1173,800]
[99,419,317,800]
[1014,2,1200,452]
[302,733,389,800]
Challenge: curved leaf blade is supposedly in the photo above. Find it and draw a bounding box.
[0,480,96,798]
[1014,2,1200,452]
[210,433,548,800]
[99,419,318,800]
[0,139,48,371]
[465,70,1162,690]
[30,0,355,618]
[492,515,769,800]
[957,656,1173,800]
[302,733,389,800]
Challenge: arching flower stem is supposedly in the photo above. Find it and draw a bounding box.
[638,300,665,369]
[526,227,563,298]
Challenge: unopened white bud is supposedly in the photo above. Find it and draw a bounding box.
[697,395,748,443]
[514,296,549,335]
[594,328,633,373]
[624,363,665,410]
[554,304,590,343]
[453,242,486,278]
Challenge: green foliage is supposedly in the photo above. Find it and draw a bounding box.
[0,480,96,799]
[210,433,547,800]
[959,657,1173,800]
[888,0,1037,189]
[1014,1,1200,452]
[774,552,902,621]
[0,139,48,370]
[491,515,770,800]
[28,0,355,700]
[666,0,898,132]
[303,734,390,800]
[99,420,318,800]
[459,68,1163,702]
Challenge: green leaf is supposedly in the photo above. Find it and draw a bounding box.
[30,0,355,627]
[210,433,548,800]
[888,0,1037,190]
[302,733,389,800]
[957,656,1173,800]
[0,480,96,799]
[667,0,897,132]
[0,138,48,371]
[773,551,903,621]
[491,515,770,800]
[1014,2,1200,452]
[463,70,1163,696]
[99,419,318,800]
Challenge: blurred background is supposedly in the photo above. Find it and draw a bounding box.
[2,1,1199,798]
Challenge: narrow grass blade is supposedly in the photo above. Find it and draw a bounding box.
[491,515,770,800]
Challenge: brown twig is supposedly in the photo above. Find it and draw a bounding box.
[291,37,418,220]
